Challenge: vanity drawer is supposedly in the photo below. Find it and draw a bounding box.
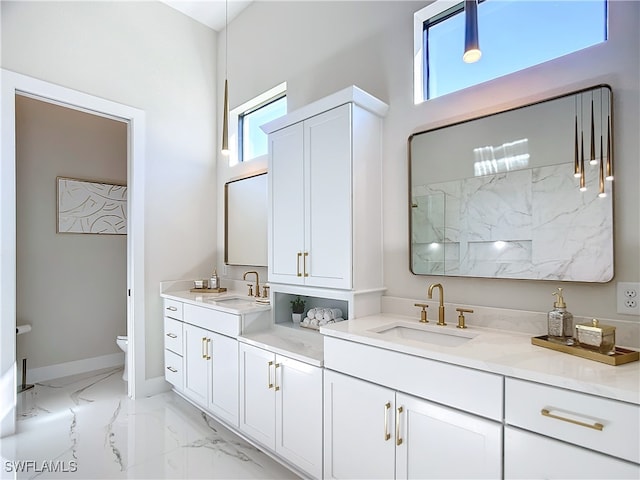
[505,377,639,463]
[164,349,183,389]
[184,303,240,337]
[324,336,503,421]
[163,298,183,320]
[164,317,183,355]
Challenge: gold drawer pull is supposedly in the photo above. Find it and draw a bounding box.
[201,337,207,359]
[303,252,309,277]
[396,406,404,445]
[541,408,604,431]
[267,361,274,389]
[166,333,178,339]
[296,252,302,277]
[205,338,211,360]
[166,306,178,311]
[166,366,177,373]
[383,402,391,441]
[274,363,281,391]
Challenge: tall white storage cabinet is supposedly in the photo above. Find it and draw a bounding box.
[262,86,388,293]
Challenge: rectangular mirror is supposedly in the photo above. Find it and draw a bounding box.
[409,85,613,282]
[225,172,267,266]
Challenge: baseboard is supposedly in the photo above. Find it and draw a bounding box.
[140,375,171,398]
[26,353,124,384]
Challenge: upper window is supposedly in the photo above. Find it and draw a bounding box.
[238,94,287,162]
[414,0,608,103]
[229,82,287,166]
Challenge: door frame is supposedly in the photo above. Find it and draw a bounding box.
[0,69,146,437]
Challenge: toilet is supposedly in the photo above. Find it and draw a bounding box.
[116,335,128,381]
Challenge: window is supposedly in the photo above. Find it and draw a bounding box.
[414,0,608,103]
[238,94,287,162]
[229,82,287,166]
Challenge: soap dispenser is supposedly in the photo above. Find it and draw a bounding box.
[548,288,574,344]
[210,269,219,290]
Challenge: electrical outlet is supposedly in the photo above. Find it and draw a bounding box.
[617,282,640,315]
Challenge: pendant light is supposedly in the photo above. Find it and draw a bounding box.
[221,0,230,156]
[463,0,481,63]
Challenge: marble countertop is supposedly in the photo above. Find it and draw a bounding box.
[160,290,271,315]
[239,323,324,367]
[320,314,640,405]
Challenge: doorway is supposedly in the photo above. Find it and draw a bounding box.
[1,69,146,437]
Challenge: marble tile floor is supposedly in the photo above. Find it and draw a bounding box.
[1,367,299,479]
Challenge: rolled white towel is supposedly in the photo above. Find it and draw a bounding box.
[301,317,310,327]
[315,309,325,320]
[334,317,345,323]
[323,308,343,321]
[310,318,320,328]
[307,308,316,318]
[318,318,328,327]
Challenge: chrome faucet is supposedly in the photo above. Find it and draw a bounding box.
[427,283,446,326]
[243,271,260,298]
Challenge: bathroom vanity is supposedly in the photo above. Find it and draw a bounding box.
[161,285,640,480]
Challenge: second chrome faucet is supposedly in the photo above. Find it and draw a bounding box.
[427,283,446,326]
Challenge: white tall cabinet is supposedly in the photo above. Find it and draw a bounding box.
[263,86,388,293]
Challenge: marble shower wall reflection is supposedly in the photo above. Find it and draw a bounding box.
[410,85,613,282]
[411,162,613,281]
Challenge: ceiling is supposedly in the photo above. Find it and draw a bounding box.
[161,0,254,32]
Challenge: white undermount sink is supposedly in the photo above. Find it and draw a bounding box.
[369,322,478,347]
[205,296,256,308]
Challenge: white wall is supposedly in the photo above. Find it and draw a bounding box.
[1,1,218,380]
[219,0,639,322]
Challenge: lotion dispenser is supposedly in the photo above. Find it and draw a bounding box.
[210,269,219,290]
[548,288,574,344]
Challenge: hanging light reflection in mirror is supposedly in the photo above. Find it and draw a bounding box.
[473,138,529,177]
[575,86,612,195]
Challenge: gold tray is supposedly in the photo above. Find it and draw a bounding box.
[190,287,227,293]
[531,335,639,366]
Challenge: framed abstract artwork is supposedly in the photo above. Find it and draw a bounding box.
[57,176,127,234]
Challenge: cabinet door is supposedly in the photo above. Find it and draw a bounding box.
[505,426,640,479]
[276,354,323,479]
[324,370,395,479]
[183,323,210,407]
[269,122,305,285]
[304,104,352,289]
[395,392,502,479]
[238,343,276,449]
[209,332,239,427]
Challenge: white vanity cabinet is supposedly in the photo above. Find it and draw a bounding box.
[263,86,388,291]
[163,301,240,427]
[504,377,640,479]
[324,370,502,479]
[238,342,323,479]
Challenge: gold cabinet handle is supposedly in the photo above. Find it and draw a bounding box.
[201,337,207,359]
[274,363,281,391]
[166,333,178,339]
[296,252,302,277]
[396,406,404,445]
[303,252,309,277]
[166,306,178,311]
[541,408,604,431]
[383,402,391,441]
[267,360,274,389]
[205,338,211,360]
[166,366,177,373]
